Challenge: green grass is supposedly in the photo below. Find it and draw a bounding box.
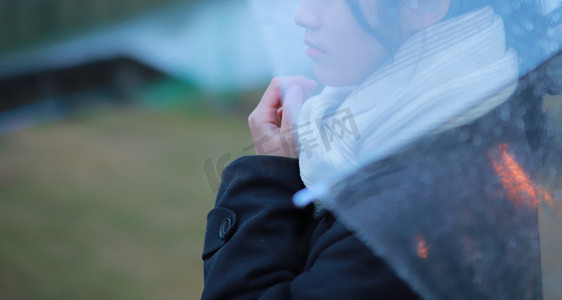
[1,95,561,299]
[0,106,252,299]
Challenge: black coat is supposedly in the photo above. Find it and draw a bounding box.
[201,86,544,299]
[201,155,420,299]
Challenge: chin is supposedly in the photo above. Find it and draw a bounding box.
[313,64,366,87]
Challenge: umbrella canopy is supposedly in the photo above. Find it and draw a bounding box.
[249,0,562,299]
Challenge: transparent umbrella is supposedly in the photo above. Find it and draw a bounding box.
[248,0,562,299]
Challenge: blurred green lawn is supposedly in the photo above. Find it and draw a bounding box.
[1,94,561,299]
[0,106,252,299]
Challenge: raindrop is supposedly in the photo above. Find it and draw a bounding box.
[426,154,437,165]
[512,25,523,36]
[472,135,482,146]
[457,130,470,142]
[468,166,479,178]
[451,162,462,175]
[473,275,483,285]
[499,106,511,121]
[447,150,459,161]
[516,119,525,132]
[493,126,503,137]
[420,171,432,184]
[524,22,534,32]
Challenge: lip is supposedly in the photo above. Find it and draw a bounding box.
[304,39,325,57]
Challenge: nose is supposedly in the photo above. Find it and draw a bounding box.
[294,0,320,29]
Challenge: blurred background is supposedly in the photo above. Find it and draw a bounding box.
[0,0,272,298]
[1,0,562,299]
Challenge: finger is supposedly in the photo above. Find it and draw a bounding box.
[253,79,283,124]
[281,85,304,132]
[252,76,316,125]
[278,76,318,102]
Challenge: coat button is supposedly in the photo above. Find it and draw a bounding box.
[218,218,233,239]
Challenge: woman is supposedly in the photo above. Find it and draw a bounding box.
[202,0,550,299]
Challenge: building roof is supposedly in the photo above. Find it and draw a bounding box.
[0,0,271,91]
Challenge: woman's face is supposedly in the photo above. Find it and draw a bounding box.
[295,0,389,86]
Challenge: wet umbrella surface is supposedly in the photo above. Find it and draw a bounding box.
[249,0,562,299]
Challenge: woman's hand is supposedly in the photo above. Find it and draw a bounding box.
[248,76,318,158]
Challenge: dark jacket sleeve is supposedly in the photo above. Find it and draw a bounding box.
[202,156,312,300]
[201,156,419,300]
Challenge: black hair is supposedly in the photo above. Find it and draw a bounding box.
[346,0,546,71]
[345,0,403,53]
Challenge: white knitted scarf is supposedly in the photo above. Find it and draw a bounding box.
[297,7,518,194]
